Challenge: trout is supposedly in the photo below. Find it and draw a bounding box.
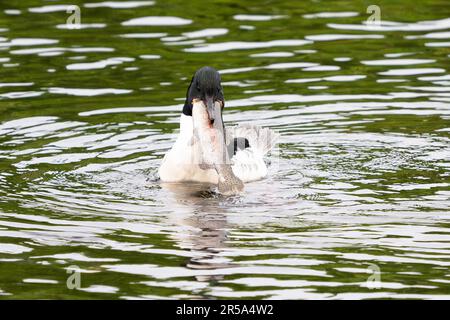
[192,99,244,195]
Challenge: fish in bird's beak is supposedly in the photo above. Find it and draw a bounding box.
[192,99,243,195]
[186,67,244,195]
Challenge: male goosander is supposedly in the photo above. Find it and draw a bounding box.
[159,66,278,195]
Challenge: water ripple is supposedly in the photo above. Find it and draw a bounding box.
[0,0,449,300]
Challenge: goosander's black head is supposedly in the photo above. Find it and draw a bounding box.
[183,66,224,123]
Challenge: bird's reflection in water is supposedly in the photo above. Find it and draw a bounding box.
[160,182,236,282]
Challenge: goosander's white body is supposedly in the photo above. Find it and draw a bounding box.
[159,114,278,184]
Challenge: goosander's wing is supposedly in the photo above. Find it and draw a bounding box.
[226,124,279,156]
[226,124,279,182]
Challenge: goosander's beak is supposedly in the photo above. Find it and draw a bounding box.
[205,96,216,126]
[206,96,225,137]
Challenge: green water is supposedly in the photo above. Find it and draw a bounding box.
[0,0,449,299]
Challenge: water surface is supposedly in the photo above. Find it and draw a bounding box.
[0,0,449,299]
